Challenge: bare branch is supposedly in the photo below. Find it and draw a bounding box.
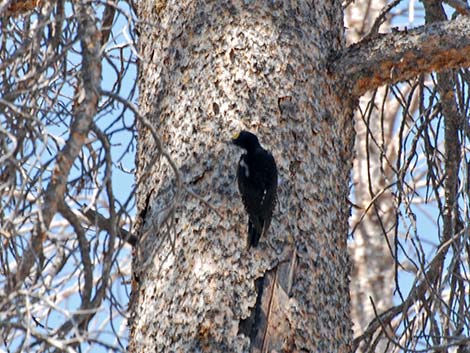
[82,206,137,246]
[444,0,470,16]
[1,1,137,351]
[333,16,470,97]
[13,1,102,288]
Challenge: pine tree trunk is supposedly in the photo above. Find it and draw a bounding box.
[129,2,354,352]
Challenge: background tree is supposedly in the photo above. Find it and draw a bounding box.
[345,1,397,346]
[2,1,470,352]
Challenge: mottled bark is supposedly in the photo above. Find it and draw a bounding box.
[130,1,353,352]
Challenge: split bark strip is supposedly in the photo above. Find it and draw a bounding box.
[14,2,102,288]
[239,249,297,352]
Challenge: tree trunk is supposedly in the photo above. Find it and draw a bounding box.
[344,1,396,347]
[129,1,354,352]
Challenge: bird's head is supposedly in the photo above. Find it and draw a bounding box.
[232,130,261,152]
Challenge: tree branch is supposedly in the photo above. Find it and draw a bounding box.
[332,16,470,98]
[13,2,101,288]
[81,206,137,247]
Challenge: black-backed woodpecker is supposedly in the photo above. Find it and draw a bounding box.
[232,130,278,248]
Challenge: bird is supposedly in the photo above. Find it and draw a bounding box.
[232,130,278,248]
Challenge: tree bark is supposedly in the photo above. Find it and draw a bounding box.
[127,1,470,352]
[129,1,354,352]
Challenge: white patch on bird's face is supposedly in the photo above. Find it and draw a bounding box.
[261,189,267,204]
[240,159,249,177]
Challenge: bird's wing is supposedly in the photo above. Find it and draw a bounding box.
[238,154,264,235]
[259,152,277,237]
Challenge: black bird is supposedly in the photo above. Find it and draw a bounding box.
[232,130,278,248]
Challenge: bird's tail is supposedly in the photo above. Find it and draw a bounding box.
[247,220,262,248]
